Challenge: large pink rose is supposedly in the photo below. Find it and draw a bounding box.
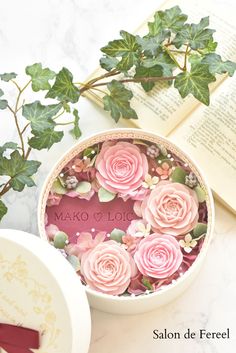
[95,141,148,194]
[134,233,183,279]
[141,181,199,236]
[81,240,137,295]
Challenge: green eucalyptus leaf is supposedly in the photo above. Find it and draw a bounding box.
[103,80,138,122]
[0,72,17,82]
[51,178,67,195]
[110,228,126,243]
[0,100,8,110]
[193,222,207,238]
[173,17,215,50]
[174,63,216,105]
[67,255,80,271]
[25,63,56,91]
[101,30,140,71]
[22,101,62,132]
[0,199,7,221]
[29,129,64,150]
[46,67,80,103]
[0,88,7,110]
[201,53,236,77]
[194,185,206,203]
[0,150,41,192]
[171,166,187,184]
[75,181,91,194]
[98,187,116,202]
[54,231,68,249]
[100,56,119,71]
[135,65,163,92]
[70,108,82,139]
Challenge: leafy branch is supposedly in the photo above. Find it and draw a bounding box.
[0,5,235,221]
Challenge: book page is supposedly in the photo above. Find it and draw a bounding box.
[170,75,236,213]
[84,0,236,136]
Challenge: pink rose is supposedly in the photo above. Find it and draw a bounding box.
[141,181,199,236]
[81,240,137,295]
[47,192,62,207]
[134,233,183,279]
[95,141,148,194]
[66,231,106,259]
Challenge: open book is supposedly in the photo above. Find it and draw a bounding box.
[84,0,236,214]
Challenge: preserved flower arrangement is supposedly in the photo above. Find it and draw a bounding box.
[44,136,208,296]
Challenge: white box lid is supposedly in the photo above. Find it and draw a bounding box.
[0,229,91,353]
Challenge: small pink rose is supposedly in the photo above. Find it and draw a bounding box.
[47,192,62,207]
[134,233,183,279]
[81,240,136,295]
[95,141,148,194]
[141,181,199,236]
[122,234,142,256]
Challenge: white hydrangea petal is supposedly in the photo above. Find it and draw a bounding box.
[184,246,192,253]
[185,233,192,242]
[179,240,186,248]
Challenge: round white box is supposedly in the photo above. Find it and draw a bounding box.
[38,128,215,315]
[0,229,91,353]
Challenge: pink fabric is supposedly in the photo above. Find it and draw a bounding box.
[134,233,183,279]
[95,141,148,194]
[81,240,137,295]
[141,181,199,236]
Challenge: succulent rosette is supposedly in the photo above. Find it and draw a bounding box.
[45,137,208,297]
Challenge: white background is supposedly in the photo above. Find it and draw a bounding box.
[0,1,236,352]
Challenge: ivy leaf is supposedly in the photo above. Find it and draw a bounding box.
[200,38,217,54]
[136,30,170,56]
[100,56,119,71]
[46,67,80,103]
[173,17,215,50]
[70,108,82,139]
[25,63,56,92]
[143,52,176,77]
[103,80,138,122]
[157,6,188,32]
[29,129,64,150]
[0,72,17,82]
[0,88,8,110]
[0,150,41,192]
[22,101,62,132]
[147,12,163,36]
[0,142,18,155]
[135,65,163,92]
[0,199,7,221]
[101,30,140,71]
[201,53,236,77]
[174,64,216,105]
